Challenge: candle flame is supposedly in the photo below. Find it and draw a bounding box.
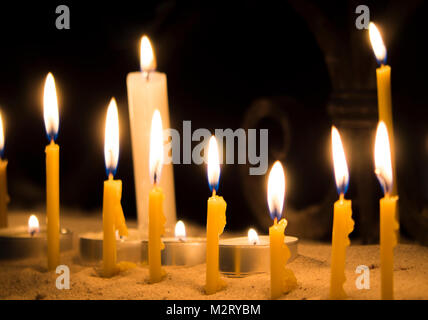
[175,220,186,241]
[207,136,220,192]
[28,215,40,236]
[149,109,163,184]
[0,111,4,157]
[140,35,157,73]
[369,22,387,65]
[43,73,59,141]
[104,98,120,177]
[267,161,286,221]
[247,228,260,245]
[332,126,349,196]
[375,121,393,195]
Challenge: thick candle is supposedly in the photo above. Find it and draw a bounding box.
[0,113,8,228]
[102,98,129,277]
[127,35,176,235]
[267,161,297,299]
[148,110,166,283]
[369,23,397,196]
[43,73,60,271]
[330,127,354,299]
[375,121,399,300]
[205,136,227,295]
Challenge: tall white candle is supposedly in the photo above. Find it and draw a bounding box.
[126,35,176,235]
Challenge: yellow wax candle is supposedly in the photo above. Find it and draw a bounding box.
[330,127,354,299]
[127,35,176,235]
[375,121,399,299]
[267,161,297,299]
[148,109,166,283]
[102,98,129,278]
[205,136,227,295]
[0,112,9,228]
[43,73,60,270]
[369,23,397,196]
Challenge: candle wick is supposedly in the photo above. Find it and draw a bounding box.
[108,173,113,180]
[143,70,150,81]
[212,189,216,197]
[274,217,278,225]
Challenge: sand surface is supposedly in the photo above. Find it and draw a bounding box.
[0,211,427,300]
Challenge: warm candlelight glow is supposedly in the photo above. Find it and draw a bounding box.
[28,214,40,236]
[140,35,157,73]
[369,22,387,65]
[149,109,163,184]
[267,161,286,221]
[104,98,120,177]
[207,136,220,192]
[332,126,349,196]
[175,220,186,241]
[247,228,260,245]
[0,112,4,156]
[43,72,59,141]
[375,121,393,195]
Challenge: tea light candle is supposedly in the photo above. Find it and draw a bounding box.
[80,220,206,266]
[219,228,298,277]
[0,214,72,260]
[142,220,206,266]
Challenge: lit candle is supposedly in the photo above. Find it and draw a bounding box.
[43,73,60,270]
[205,136,227,295]
[267,161,297,299]
[369,22,397,196]
[374,121,399,300]
[102,98,129,277]
[0,111,9,228]
[148,109,167,283]
[127,35,176,235]
[330,126,354,299]
[28,215,40,237]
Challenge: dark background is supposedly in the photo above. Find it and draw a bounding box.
[0,1,427,241]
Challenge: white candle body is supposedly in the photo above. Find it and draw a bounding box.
[126,71,177,235]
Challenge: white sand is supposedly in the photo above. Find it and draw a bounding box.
[0,211,427,300]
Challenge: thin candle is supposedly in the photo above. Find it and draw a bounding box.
[330,126,354,299]
[374,121,399,300]
[369,22,397,196]
[148,109,167,283]
[205,136,227,295]
[0,111,9,228]
[102,98,129,277]
[43,73,60,270]
[267,161,297,299]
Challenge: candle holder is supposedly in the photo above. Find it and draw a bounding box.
[79,229,206,266]
[219,235,298,277]
[0,226,73,260]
